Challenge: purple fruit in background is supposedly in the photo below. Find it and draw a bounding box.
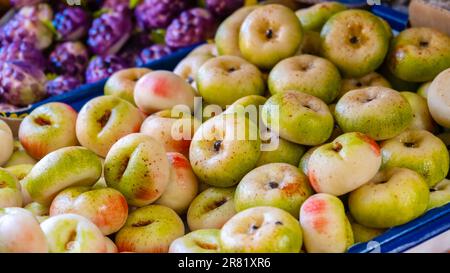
[0,61,47,106]
[119,31,153,61]
[165,8,216,49]
[53,7,90,41]
[102,0,130,13]
[0,41,47,70]
[87,10,132,56]
[10,0,42,8]
[202,0,244,18]
[1,14,53,50]
[135,0,188,31]
[49,41,89,77]
[17,3,53,22]
[85,55,129,83]
[135,44,172,67]
[45,75,82,96]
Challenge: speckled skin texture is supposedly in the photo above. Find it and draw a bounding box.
[428,179,450,210]
[0,168,22,208]
[50,186,128,235]
[335,87,413,141]
[197,55,265,108]
[295,1,347,32]
[339,72,391,99]
[76,95,144,157]
[215,6,257,57]
[321,9,389,77]
[224,94,267,116]
[381,130,449,188]
[387,28,450,82]
[40,214,106,253]
[256,137,305,167]
[262,91,334,146]
[189,114,261,187]
[300,193,353,253]
[0,208,48,253]
[220,206,302,253]
[140,110,196,157]
[235,163,313,217]
[174,54,212,88]
[104,133,170,207]
[308,132,382,196]
[299,146,319,175]
[22,147,103,205]
[239,4,303,70]
[349,168,429,228]
[104,68,151,105]
[134,71,196,114]
[0,61,47,107]
[268,55,341,104]
[427,68,450,128]
[115,205,185,253]
[19,103,79,160]
[187,187,236,231]
[169,229,221,253]
[155,152,199,214]
[400,92,437,133]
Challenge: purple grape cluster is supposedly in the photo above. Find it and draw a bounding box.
[0,41,47,70]
[165,8,216,49]
[135,0,188,31]
[87,10,132,56]
[45,75,82,96]
[49,42,89,78]
[85,55,129,83]
[135,44,173,67]
[203,0,244,18]
[0,61,47,106]
[52,7,91,41]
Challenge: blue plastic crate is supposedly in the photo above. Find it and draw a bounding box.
[349,203,450,253]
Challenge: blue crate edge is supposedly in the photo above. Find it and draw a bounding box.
[348,202,450,253]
